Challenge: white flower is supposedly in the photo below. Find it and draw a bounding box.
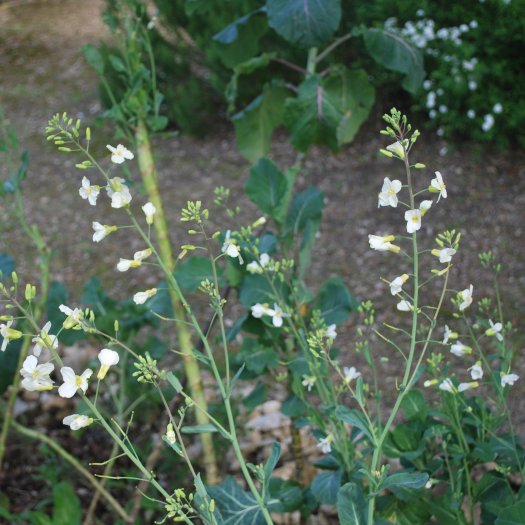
[424,379,438,388]
[378,178,402,208]
[442,325,458,344]
[246,253,270,274]
[133,288,158,305]
[78,177,100,206]
[142,202,156,225]
[107,144,134,164]
[432,247,456,263]
[134,248,152,261]
[486,319,503,341]
[439,378,455,393]
[1,320,23,352]
[266,304,290,328]
[450,341,472,357]
[92,222,117,243]
[106,177,132,208]
[32,321,58,357]
[397,300,412,312]
[58,305,83,329]
[343,366,361,383]
[97,348,120,380]
[429,171,447,202]
[469,362,483,380]
[251,303,270,319]
[324,324,337,339]
[63,414,93,431]
[389,274,409,295]
[467,109,476,119]
[459,285,473,311]
[317,435,333,454]
[501,373,519,387]
[419,200,433,216]
[386,141,406,159]
[58,367,93,398]
[117,248,152,272]
[482,114,495,132]
[166,423,176,444]
[20,355,54,391]
[221,230,243,263]
[458,381,479,392]
[404,209,422,233]
[302,375,316,392]
[493,103,503,114]
[368,234,400,253]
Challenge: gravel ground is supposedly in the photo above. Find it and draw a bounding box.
[1,0,525,521]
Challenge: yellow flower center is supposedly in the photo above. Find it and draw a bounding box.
[75,376,83,387]
[32,370,40,379]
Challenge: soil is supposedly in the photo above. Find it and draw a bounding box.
[1,1,524,524]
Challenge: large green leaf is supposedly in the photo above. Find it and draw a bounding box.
[0,254,15,280]
[52,482,81,525]
[316,276,359,325]
[285,69,375,152]
[285,186,324,236]
[401,389,428,421]
[232,85,288,162]
[245,158,290,222]
[175,256,222,292]
[239,338,278,373]
[495,501,525,525]
[312,470,343,505]
[239,274,286,308]
[380,471,428,492]
[214,8,266,44]
[266,0,341,48]
[334,405,373,441]
[81,44,105,75]
[337,483,367,525]
[363,28,424,94]
[263,442,282,498]
[208,476,278,525]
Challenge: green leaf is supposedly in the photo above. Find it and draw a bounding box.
[267,0,342,48]
[363,29,424,94]
[495,501,525,525]
[0,338,21,395]
[208,476,279,525]
[334,405,373,441]
[108,54,126,73]
[181,424,219,434]
[312,470,343,505]
[82,44,105,75]
[232,85,288,162]
[3,150,29,193]
[316,277,359,325]
[285,186,324,236]
[239,338,278,374]
[281,394,306,417]
[239,274,282,308]
[285,69,375,152]
[380,471,428,492]
[298,218,320,279]
[263,442,281,498]
[243,381,266,410]
[175,256,222,292]
[0,254,15,280]
[401,389,428,421]
[337,483,367,525]
[245,158,290,222]
[213,9,266,44]
[52,482,81,525]
[166,372,183,393]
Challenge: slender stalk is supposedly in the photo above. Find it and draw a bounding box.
[12,421,131,523]
[133,119,218,484]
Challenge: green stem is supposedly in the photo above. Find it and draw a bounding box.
[134,119,218,484]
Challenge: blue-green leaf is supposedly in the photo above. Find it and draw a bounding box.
[496,501,525,525]
[334,405,373,441]
[175,256,222,292]
[245,158,290,222]
[363,29,424,94]
[380,471,429,492]
[316,277,359,325]
[312,470,343,505]
[267,0,341,48]
[337,483,367,525]
[285,186,324,236]
[0,254,15,280]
